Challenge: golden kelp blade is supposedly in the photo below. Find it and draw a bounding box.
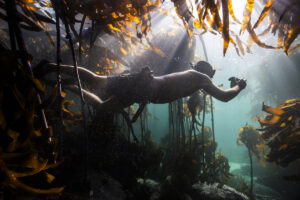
[228,0,240,23]
[246,33,254,53]
[257,100,300,167]
[145,39,167,58]
[258,23,272,36]
[120,47,127,55]
[13,161,48,178]
[235,35,245,55]
[236,125,266,166]
[288,43,300,54]
[45,172,55,183]
[197,4,205,28]
[222,0,230,56]
[7,129,20,152]
[205,11,214,29]
[194,19,202,29]
[262,103,284,115]
[108,24,121,32]
[253,0,274,29]
[1,160,63,194]
[12,179,64,194]
[208,1,223,32]
[23,0,38,11]
[279,0,298,22]
[283,19,300,55]
[259,115,280,126]
[150,46,167,58]
[247,22,276,49]
[240,0,254,35]
[277,24,285,47]
[62,100,75,117]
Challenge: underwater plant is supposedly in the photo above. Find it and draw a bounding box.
[237,124,266,197]
[257,99,300,180]
[0,27,63,196]
[0,0,299,198]
[227,174,250,195]
[0,0,297,61]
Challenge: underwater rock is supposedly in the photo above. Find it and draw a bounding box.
[89,170,126,200]
[137,178,160,189]
[191,182,249,200]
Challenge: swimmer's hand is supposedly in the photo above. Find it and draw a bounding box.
[237,79,247,90]
[229,77,246,90]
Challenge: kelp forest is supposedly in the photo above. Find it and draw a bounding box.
[0,0,299,200]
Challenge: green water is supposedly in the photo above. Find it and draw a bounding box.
[142,46,300,199]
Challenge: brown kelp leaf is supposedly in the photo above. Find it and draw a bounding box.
[216,0,221,11]
[32,10,55,24]
[0,152,28,160]
[222,0,230,56]
[151,45,167,58]
[205,10,214,29]
[288,43,300,54]
[271,23,278,35]
[236,35,245,55]
[31,77,45,93]
[240,0,254,35]
[108,24,121,32]
[277,24,285,47]
[246,33,254,53]
[257,100,300,167]
[283,18,300,55]
[12,178,64,194]
[258,23,272,36]
[145,39,167,58]
[207,1,223,32]
[262,103,284,115]
[237,125,266,166]
[259,115,280,126]
[45,172,55,183]
[253,0,274,29]
[194,19,202,29]
[247,22,276,49]
[228,0,240,23]
[7,129,20,152]
[14,161,48,178]
[279,0,297,22]
[20,24,42,32]
[62,100,75,117]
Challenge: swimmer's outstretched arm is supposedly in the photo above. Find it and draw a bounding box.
[151,70,246,103]
[201,75,246,102]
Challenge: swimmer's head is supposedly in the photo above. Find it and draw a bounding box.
[194,61,216,78]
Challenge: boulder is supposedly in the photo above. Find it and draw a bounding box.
[191,182,249,200]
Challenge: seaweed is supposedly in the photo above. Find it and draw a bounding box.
[0,24,63,198]
[237,124,266,198]
[1,0,299,198]
[257,99,300,169]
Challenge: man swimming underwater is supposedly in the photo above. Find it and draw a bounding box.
[35,61,246,111]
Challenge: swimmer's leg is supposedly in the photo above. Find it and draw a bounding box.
[64,85,123,112]
[34,61,106,90]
